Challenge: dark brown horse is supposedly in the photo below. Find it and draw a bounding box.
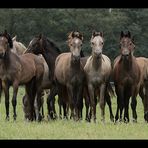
[54,31,85,120]
[25,34,61,120]
[0,30,45,121]
[113,31,141,123]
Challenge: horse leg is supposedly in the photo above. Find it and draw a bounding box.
[12,81,19,120]
[25,78,36,121]
[131,86,138,122]
[76,85,83,121]
[67,85,75,120]
[47,86,57,120]
[100,83,106,123]
[143,80,148,122]
[2,80,10,120]
[115,85,124,122]
[139,85,144,106]
[124,93,130,123]
[84,87,90,122]
[105,91,114,122]
[34,90,43,122]
[88,84,96,123]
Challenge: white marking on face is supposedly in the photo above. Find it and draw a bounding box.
[74,38,80,44]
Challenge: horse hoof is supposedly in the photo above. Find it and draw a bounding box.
[132,119,137,123]
[85,117,91,122]
[5,116,9,121]
[144,111,148,122]
[110,116,114,122]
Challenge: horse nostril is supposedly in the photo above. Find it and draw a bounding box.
[0,52,5,58]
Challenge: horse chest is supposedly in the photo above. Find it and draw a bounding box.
[88,71,103,85]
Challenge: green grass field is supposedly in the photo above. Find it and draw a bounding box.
[0,86,148,139]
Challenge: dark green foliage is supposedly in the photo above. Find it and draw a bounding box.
[0,8,147,61]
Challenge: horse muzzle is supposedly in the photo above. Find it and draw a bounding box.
[0,52,5,59]
[72,55,80,62]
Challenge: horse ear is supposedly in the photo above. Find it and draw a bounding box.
[99,32,103,37]
[3,30,7,35]
[120,31,124,38]
[79,33,83,41]
[127,31,131,38]
[71,31,75,38]
[12,35,17,41]
[39,33,42,39]
[92,30,96,37]
[3,30,13,48]
[132,35,135,43]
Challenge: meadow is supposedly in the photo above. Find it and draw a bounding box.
[0,86,148,139]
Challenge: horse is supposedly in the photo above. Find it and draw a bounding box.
[54,31,85,120]
[0,30,45,121]
[136,57,148,122]
[22,53,51,121]
[24,34,61,120]
[11,35,27,55]
[84,31,114,122]
[113,31,141,123]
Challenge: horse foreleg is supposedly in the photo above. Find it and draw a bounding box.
[124,97,130,123]
[2,80,10,120]
[115,85,124,122]
[131,86,138,122]
[34,90,42,122]
[83,86,90,122]
[12,81,19,120]
[100,83,106,123]
[139,85,145,106]
[88,84,96,123]
[105,91,114,122]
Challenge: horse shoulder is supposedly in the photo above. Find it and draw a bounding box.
[55,53,71,84]
[84,56,93,73]
[102,54,112,75]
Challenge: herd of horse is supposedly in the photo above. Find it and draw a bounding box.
[0,29,148,123]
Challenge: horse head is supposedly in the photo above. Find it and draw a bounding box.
[90,31,104,58]
[120,31,135,60]
[26,34,43,54]
[0,30,13,58]
[67,31,83,62]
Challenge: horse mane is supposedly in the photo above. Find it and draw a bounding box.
[37,34,61,54]
[67,31,83,43]
[0,31,13,49]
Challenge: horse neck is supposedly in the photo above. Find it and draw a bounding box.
[0,51,11,68]
[42,48,60,79]
[120,54,133,71]
[70,54,81,71]
[92,54,102,70]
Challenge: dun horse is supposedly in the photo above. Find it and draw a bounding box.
[84,31,114,122]
[0,30,45,121]
[113,31,141,123]
[54,31,85,120]
[12,35,27,55]
[136,57,148,122]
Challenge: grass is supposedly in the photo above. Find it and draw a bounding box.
[0,86,148,139]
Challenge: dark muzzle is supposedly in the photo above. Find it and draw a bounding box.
[73,55,80,62]
[0,52,5,59]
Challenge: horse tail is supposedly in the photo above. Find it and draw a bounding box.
[107,81,115,98]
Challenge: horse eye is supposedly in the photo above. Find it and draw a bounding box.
[102,42,104,45]
[91,42,94,45]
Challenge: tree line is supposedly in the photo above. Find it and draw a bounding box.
[0,8,147,61]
